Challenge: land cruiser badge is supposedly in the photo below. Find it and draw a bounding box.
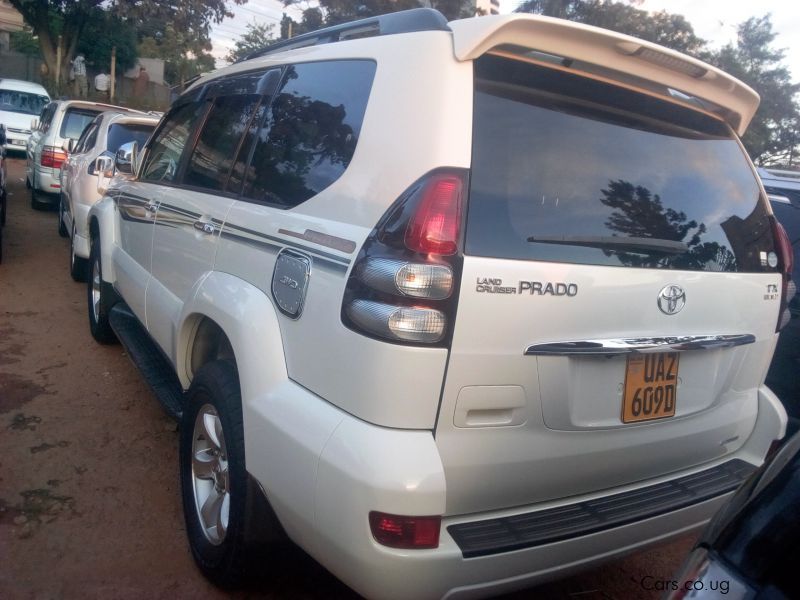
[476,278,578,296]
[272,249,311,318]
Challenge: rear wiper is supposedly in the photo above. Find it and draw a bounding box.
[526,235,689,254]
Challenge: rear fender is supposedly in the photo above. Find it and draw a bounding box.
[88,195,118,284]
[176,270,288,404]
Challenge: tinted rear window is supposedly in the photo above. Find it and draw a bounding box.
[106,123,155,153]
[60,108,102,140]
[466,55,774,272]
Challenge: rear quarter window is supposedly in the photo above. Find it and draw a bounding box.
[106,123,155,154]
[466,54,774,273]
[242,59,376,208]
[60,108,103,140]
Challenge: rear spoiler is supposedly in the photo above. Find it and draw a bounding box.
[449,14,759,136]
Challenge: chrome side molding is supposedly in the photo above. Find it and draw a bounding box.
[524,334,756,356]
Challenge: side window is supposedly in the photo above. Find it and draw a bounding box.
[39,103,56,133]
[141,101,206,183]
[243,60,376,208]
[184,94,262,192]
[74,121,99,154]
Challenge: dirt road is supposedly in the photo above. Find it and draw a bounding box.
[0,156,693,599]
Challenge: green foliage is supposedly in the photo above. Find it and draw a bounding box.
[226,21,276,63]
[9,30,40,57]
[76,11,138,72]
[706,16,800,165]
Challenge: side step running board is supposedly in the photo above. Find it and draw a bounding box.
[109,303,184,420]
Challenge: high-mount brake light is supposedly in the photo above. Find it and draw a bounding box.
[369,511,441,549]
[404,174,463,255]
[341,168,469,346]
[772,217,795,331]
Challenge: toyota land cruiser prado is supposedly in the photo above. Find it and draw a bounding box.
[85,9,792,599]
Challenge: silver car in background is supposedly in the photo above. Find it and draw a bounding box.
[60,111,158,280]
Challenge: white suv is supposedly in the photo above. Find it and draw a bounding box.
[86,10,792,599]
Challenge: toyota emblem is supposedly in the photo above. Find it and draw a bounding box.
[657,285,686,315]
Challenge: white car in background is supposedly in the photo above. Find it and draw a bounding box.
[59,111,158,280]
[26,99,143,209]
[0,78,50,154]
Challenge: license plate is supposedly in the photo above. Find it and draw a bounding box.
[622,353,679,423]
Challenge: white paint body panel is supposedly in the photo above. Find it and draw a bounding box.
[88,16,788,599]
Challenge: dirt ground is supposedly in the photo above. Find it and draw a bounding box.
[0,155,694,599]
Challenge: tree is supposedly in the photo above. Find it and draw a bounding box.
[706,16,800,165]
[227,21,277,63]
[9,0,246,91]
[77,11,138,73]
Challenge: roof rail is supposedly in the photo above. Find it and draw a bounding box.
[238,8,450,63]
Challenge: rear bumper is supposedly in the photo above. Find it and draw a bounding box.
[33,166,61,194]
[246,384,785,600]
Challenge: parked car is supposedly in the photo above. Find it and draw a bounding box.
[0,78,50,154]
[26,100,143,209]
[0,126,7,263]
[668,429,800,599]
[759,167,800,414]
[86,9,791,599]
[59,111,158,280]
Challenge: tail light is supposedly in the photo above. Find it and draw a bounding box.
[342,169,468,346]
[40,146,67,169]
[771,217,795,331]
[369,511,441,549]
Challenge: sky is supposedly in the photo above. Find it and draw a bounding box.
[211,0,800,82]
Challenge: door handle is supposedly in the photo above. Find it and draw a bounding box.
[193,220,216,235]
[145,200,158,215]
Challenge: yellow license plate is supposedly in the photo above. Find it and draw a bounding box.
[622,353,679,423]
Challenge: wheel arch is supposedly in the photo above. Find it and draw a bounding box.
[177,271,288,403]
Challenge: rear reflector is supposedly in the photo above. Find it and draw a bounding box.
[404,174,464,255]
[369,512,441,549]
[346,299,446,343]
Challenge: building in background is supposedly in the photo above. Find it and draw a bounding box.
[0,1,24,53]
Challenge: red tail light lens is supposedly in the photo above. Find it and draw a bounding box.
[772,217,795,331]
[404,174,463,255]
[369,511,441,549]
[40,146,67,169]
[342,168,468,347]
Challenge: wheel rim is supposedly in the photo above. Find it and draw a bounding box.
[191,404,230,546]
[70,226,76,269]
[91,257,101,322]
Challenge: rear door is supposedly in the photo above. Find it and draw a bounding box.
[435,54,783,515]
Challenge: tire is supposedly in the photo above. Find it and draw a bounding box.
[180,360,262,588]
[58,196,68,237]
[87,236,116,343]
[1,189,6,226]
[30,175,46,211]
[70,224,87,282]
[0,225,3,264]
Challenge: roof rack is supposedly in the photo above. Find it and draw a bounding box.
[238,8,450,63]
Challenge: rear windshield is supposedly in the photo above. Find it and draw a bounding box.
[0,89,48,116]
[60,108,103,140]
[466,55,774,272]
[106,123,154,153]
